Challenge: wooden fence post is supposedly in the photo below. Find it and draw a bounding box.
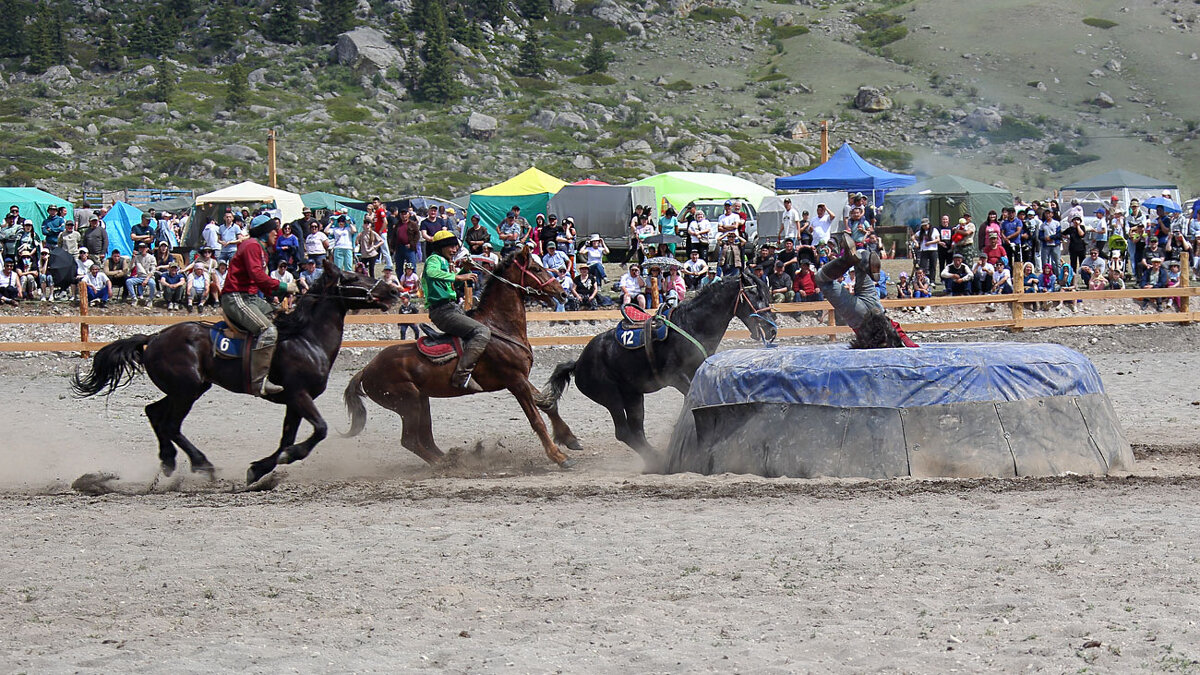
[649,277,659,309]
[463,284,474,311]
[827,304,837,342]
[1180,251,1190,320]
[1010,268,1024,332]
[78,279,90,358]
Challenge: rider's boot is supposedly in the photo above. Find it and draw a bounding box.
[249,327,284,397]
[450,329,489,393]
[816,233,861,285]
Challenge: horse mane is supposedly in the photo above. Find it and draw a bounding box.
[472,251,522,309]
[274,293,324,338]
[669,272,742,325]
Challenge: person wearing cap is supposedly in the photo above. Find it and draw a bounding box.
[618,262,648,308]
[682,249,708,290]
[395,288,422,340]
[777,197,801,243]
[940,251,971,296]
[185,260,211,312]
[422,229,490,392]
[355,219,383,278]
[222,215,297,396]
[39,205,65,249]
[160,260,186,310]
[0,210,23,258]
[496,211,523,257]
[80,214,106,257]
[125,241,159,305]
[1036,208,1062,272]
[325,213,357,272]
[541,239,571,276]
[582,234,609,282]
[419,207,449,260]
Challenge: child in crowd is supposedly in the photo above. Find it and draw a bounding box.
[396,292,421,340]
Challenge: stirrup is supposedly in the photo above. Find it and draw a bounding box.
[259,379,284,396]
[451,371,484,393]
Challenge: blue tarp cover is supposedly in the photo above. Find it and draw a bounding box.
[774,143,917,194]
[687,343,1105,409]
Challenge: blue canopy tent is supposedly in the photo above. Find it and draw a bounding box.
[774,143,916,206]
[103,201,149,257]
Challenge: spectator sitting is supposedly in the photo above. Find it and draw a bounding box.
[160,262,185,310]
[213,260,228,296]
[297,258,321,294]
[541,240,571,276]
[970,254,994,295]
[619,263,647,308]
[792,261,820,302]
[185,262,211,313]
[399,261,419,296]
[941,252,970,295]
[15,246,38,299]
[991,262,1013,295]
[35,249,53,300]
[1022,262,1040,294]
[874,267,890,299]
[682,250,708,290]
[1078,248,1106,287]
[83,263,112,307]
[127,242,158,306]
[1140,257,1169,310]
[1038,263,1058,294]
[0,257,22,304]
[556,267,578,311]
[574,265,609,309]
[895,272,912,306]
[912,268,932,313]
[700,267,722,288]
[269,261,295,305]
[581,234,609,282]
[1105,268,1125,290]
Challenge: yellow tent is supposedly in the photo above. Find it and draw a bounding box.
[468,167,567,247]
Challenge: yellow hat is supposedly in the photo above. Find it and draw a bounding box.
[958,218,968,225]
[430,229,459,248]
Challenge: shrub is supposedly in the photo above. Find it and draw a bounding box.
[985,117,1044,143]
[688,5,746,22]
[664,79,694,92]
[569,73,617,86]
[1082,17,1118,29]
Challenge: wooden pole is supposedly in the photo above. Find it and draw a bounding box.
[1179,251,1190,319]
[78,279,90,358]
[820,121,829,163]
[649,276,660,309]
[1010,264,1024,332]
[827,303,837,342]
[267,129,277,188]
[463,283,473,311]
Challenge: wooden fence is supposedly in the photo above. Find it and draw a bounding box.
[0,275,1194,355]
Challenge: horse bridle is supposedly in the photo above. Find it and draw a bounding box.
[735,275,778,343]
[308,274,387,302]
[475,256,559,298]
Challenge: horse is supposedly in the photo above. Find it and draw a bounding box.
[535,269,776,466]
[342,247,583,468]
[71,259,400,484]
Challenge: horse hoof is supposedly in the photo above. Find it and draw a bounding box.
[161,462,176,477]
[246,465,272,485]
[192,464,216,482]
[566,438,584,452]
[558,457,576,469]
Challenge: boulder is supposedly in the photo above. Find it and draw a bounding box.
[618,139,653,154]
[1093,91,1115,108]
[248,67,269,90]
[964,107,1002,132]
[530,109,557,129]
[553,111,589,131]
[572,154,595,169]
[1104,59,1122,72]
[774,12,794,26]
[221,144,261,162]
[139,102,168,114]
[785,120,807,139]
[854,86,892,113]
[40,65,76,87]
[334,27,405,73]
[466,112,498,140]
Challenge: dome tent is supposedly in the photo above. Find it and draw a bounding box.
[883,175,1013,234]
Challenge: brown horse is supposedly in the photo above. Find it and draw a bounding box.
[343,248,582,467]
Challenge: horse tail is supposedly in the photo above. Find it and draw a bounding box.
[71,334,151,398]
[342,368,370,438]
[535,360,576,411]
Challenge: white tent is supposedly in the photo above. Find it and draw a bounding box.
[194,181,305,223]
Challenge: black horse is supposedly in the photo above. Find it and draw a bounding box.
[71,259,399,484]
[536,269,776,465]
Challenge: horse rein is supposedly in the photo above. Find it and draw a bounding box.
[473,256,559,299]
[735,279,778,344]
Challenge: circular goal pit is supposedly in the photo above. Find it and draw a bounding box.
[664,343,1133,479]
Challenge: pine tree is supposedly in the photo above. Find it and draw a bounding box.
[514,31,544,79]
[264,0,300,43]
[152,57,173,102]
[474,0,504,25]
[388,11,413,50]
[416,2,454,103]
[517,0,550,21]
[126,9,157,58]
[225,62,248,109]
[94,21,122,71]
[318,0,355,39]
[168,0,194,21]
[208,0,239,52]
[0,0,32,59]
[581,34,612,74]
[408,0,434,33]
[27,7,58,73]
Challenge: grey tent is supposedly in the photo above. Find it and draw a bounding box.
[884,175,1013,238]
[545,184,655,249]
[1060,169,1179,208]
[757,192,849,244]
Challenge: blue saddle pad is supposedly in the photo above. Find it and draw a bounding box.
[615,319,668,350]
[210,321,246,359]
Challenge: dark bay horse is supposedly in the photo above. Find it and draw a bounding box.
[343,248,583,468]
[536,270,776,465]
[71,260,399,484]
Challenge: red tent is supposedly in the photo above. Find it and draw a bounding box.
[572,179,610,186]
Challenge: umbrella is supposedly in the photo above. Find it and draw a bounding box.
[642,233,685,246]
[642,256,685,270]
[46,248,78,289]
[1142,196,1181,213]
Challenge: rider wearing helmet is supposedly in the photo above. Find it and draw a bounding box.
[221,214,298,396]
[422,229,490,392]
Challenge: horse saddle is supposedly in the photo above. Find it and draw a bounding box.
[416,333,462,365]
[615,304,670,350]
[209,321,248,360]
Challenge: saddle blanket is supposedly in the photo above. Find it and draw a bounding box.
[210,321,246,360]
[416,336,462,365]
[615,304,670,350]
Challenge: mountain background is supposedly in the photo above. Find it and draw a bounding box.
[0,0,1197,202]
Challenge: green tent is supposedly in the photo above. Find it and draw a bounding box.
[301,191,368,226]
[467,168,568,249]
[883,175,1013,233]
[0,187,73,237]
[628,172,776,212]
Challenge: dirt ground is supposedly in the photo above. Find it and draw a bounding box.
[2,323,1200,673]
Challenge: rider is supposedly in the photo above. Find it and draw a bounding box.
[221,215,298,396]
[422,229,490,393]
[815,232,917,348]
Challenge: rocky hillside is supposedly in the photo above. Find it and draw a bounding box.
[1,0,1197,202]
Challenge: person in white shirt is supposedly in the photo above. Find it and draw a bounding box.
[687,212,712,260]
[582,234,610,281]
[186,262,211,312]
[812,203,835,245]
[682,249,708,289]
[304,221,331,265]
[214,260,228,293]
[778,197,801,242]
[84,263,112,306]
[201,218,220,251]
[618,263,648,308]
[0,258,23,304]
